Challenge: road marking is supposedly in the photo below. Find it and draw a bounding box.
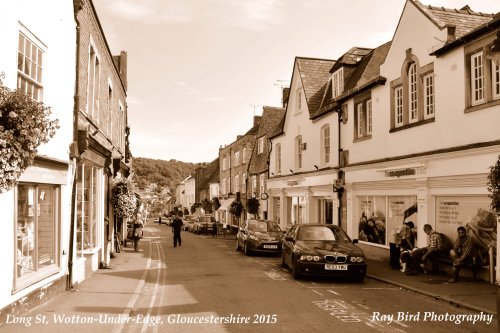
[363,287,398,290]
[312,290,324,296]
[328,290,340,295]
[264,270,287,280]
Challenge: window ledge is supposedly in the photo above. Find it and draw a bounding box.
[389,117,435,133]
[465,98,500,114]
[353,135,372,143]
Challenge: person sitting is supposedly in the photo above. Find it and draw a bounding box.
[405,224,447,275]
[448,226,475,283]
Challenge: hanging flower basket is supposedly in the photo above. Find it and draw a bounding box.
[229,200,243,217]
[0,77,59,193]
[212,197,221,211]
[112,178,137,220]
[246,197,260,215]
[487,154,500,213]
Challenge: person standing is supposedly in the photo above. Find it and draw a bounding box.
[158,215,162,225]
[172,213,183,247]
[133,219,144,252]
[448,226,475,283]
[389,221,413,270]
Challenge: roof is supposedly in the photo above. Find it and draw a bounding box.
[411,0,495,40]
[313,41,391,119]
[296,57,336,118]
[197,158,220,190]
[330,47,373,72]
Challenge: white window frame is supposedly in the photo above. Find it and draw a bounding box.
[17,28,45,102]
[332,68,344,98]
[366,99,372,135]
[234,174,240,193]
[423,73,434,119]
[222,157,227,171]
[257,137,264,154]
[471,51,485,105]
[321,125,330,164]
[295,136,303,169]
[295,88,302,114]
[234,151,240,167]
[259,174,265,196]
[356,103,364,138]
[408,63,418,123]
[493,62,500,101]
[275,143,281,174]
[87,43,100,120]
[395,86,403,127]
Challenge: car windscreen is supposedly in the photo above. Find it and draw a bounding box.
[248,221,279,232]
[297,226,351,241]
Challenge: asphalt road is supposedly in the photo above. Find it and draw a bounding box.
[121,224,496,333]
[0,223,496,333]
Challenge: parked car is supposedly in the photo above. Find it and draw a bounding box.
[194,215,216,234]
[235,219,283,255]
[281,224,367,281]
[182,215,196,231]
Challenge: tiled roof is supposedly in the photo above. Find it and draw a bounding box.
[330,47,373,72]
[412,0,495,39]
[296,57,336,118]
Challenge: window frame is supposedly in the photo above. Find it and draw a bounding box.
[353,94,372,141]
[321,125,330,165]
[257,137,264,154]
[275,143,281,174]
[295,136,303,169]
[408,63,418,123]
[423,73,434,119]
[394,86,403,127]
[332,68,344,98]
[17,27,45,102]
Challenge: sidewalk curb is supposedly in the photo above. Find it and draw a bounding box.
[366,274,496,315]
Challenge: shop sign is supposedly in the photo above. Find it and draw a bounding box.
[385,168,416,178]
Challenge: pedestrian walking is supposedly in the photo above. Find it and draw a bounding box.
[158,215,162,225]
[212,219,217,237]
[172,213,183,247]
[133,221,144,252]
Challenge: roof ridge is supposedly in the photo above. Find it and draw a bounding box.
[296,56,336,62]
[424,2,495,17]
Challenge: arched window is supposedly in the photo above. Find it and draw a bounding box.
[295,136,303,169]
[408,63,418,123]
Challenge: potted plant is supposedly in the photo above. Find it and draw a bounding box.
[0,75,59,193]
[246,197,260,218]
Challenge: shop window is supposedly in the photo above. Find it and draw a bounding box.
[75,164,99,255]
[357,195,418,246]
[17,29,45,102]
[16,184,59,287]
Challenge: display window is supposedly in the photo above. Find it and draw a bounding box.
[357,195,417,246]
[75,163,100,255]
[15,183,59,286]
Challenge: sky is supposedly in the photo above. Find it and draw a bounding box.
[92,0,500,164]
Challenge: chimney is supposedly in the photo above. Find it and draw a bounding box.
[282,87,290,108]
[118,51,128,92]
[253,115,262,126]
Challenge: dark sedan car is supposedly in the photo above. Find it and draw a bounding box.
[236,219,283,255]
[281,224,367,281]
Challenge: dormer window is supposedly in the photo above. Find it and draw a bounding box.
[332,68,344,98]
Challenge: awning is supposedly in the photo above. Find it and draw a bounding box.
[218,198,235,211]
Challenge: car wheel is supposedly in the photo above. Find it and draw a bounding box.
[235,240,240,251]
[292,256,301,279]
[244,242,250,256]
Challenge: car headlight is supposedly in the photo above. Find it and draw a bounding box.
[249,234,259,241]
[350,256,365,263]
[300,255,321,262]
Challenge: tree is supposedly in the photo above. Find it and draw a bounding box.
[487,154,500,212]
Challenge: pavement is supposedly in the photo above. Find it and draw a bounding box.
[1,225,497,332]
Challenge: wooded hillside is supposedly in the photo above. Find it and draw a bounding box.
[132,157,197,192]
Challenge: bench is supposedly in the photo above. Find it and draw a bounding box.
[430,256,483,280]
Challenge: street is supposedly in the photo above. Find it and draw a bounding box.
[1,222,496,333]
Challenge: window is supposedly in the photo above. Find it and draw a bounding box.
[394,86,403,127]
[408,63,418,123]
[321,125,330,164]
[366,99,372,135]
[295,89,302,114]
[234,151,240,167]
[390,54,435,131]
[221,177,226,194]
[332,68,344,98]
[470,51,484,105]
[259,174,265,196]
[108,84,113,137]
[87,45,100,120]
[242,173,246,193]
[222,157,227,171]
[354,97,372,140]
[75,164,100,255]
[423,74,434,119]
[492,62,500,100]
[257,137,264,154]
[16,184,59,283]
[17,31,44,101]
[295,136,303,169]
[252,175,257,195]
[234,175,240,193]
[275,143,281,174]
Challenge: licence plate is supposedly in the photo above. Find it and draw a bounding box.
[325,264,348,270]
[263,245,278,249]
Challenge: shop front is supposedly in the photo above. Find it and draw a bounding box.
[345,148,498,281]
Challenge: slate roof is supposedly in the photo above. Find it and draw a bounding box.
[412,0,495,40]
[249,106,286,174]
[296,57,336,119]
[197,158,220,190]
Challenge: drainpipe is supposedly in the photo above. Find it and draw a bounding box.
[336,106,343,228]
[68,2,82,291]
